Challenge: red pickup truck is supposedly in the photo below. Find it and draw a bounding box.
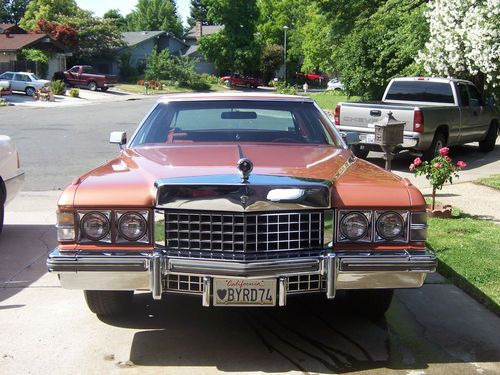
[64,65,118,91]
[222,74,262,89]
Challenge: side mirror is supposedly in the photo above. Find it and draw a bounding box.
[341,131,360,146]
[110,131,127,147]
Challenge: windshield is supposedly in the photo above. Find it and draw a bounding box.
[130,100,340,147]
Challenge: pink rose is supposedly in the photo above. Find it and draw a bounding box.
[409,163,415,171]
[434,162,441,169]
[444,155,452,162]
[439,147,449,156]
[413,157,422,167]
[457,160,467,168]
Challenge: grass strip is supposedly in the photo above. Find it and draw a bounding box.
[475,174,500,190]
[307,92,360,110]
[115,83,226,95]
[427,211,500,315]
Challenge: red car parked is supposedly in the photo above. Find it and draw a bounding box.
[222,73,262,89]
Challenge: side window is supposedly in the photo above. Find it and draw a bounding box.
[14,74,27,82]
[70,67,79,73]
[1,73,13,79]
[457,83,469,107]
[467,84,482,106]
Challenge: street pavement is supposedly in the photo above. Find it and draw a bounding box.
[1,97,500,374]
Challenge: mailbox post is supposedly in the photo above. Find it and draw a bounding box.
[374,111,405,171]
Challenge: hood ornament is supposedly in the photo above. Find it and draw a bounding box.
[237,158,253,182]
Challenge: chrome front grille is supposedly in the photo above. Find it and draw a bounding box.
[164,275,203,294]
[164,211,323,256]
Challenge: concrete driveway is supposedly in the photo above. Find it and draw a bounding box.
[1,192,500,374]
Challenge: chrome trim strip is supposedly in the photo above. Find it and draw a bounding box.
[325,254,337,299]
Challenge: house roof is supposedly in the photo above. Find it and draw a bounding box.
[0,24,27,34]
[122,31,167,47]
[0,33,70,52]
[183,44,199,56]
[184,25,224,40]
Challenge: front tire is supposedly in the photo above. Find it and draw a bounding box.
[87,81,97,91]
[351,145,369,159]
[84,290,133,317]
[101,87,109,92]
[345,289,394,317]
[25,86,36,96]
[478,122,498,153]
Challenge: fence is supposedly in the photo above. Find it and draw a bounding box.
[0,61,39,75]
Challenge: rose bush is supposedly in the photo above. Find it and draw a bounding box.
[410,147,466,210]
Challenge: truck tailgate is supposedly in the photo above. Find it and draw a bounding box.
[339,102,417,132]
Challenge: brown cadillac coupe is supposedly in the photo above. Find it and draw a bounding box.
[47,93,436,317]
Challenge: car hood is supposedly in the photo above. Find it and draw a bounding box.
[65,144,417,208]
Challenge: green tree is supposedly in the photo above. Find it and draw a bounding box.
[103,8,127,31]
[333,0,428,98]
[187,0,212,27]
[1,0,32,24]
[200,0,260,73]
[127,0,183,37]
[20,0,77,30]
[260,44,283,82]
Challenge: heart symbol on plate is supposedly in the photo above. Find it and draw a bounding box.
[217,289,227,300]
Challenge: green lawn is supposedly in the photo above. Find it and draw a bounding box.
[307,91,360,110]
[116,82,227,95]
[475,174,500,190]
[427,211,500,314]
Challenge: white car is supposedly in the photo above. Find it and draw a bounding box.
[0,71,49,96]
[327,79,344,91]
[0,136,25,234]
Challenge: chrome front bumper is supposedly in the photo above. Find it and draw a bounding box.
[47,248,436,306]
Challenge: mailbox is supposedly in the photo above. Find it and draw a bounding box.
[374,111,405,146]
[373,111,405,171]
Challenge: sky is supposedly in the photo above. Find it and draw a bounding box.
[75,0,191,25]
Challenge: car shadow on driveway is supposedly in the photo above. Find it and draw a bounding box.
[100,288,500,373]
[0,224,56,303]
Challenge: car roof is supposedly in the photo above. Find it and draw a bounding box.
[1,71,35,75]
[157,92,314,103]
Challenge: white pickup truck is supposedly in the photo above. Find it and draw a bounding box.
[334,77,499,159]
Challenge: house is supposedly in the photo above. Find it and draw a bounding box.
[182,21,224,75]
[103,31,188,75]
[0,24,71,79]
[107,22,224,77]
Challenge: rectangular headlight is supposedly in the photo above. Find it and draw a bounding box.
[56,211,76,242]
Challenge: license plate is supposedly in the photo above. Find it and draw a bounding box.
[213,278,276,306]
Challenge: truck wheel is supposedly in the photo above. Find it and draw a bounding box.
[351,145,369,159]
[422,132,446,160]
[87,81,97,91]
[101,87,109,92]
[84,290,133,317]
[25,86,36,96]
[345,289,394,317]
[224,80,230,87]
[245,83,251,89]
[478,122,498,153]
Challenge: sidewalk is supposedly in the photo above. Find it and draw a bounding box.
[3,88,149,108]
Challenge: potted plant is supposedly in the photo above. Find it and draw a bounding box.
[410,147,466,217]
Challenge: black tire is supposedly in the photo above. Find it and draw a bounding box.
[345,289,394,317]
[25,86,36,96]
[478,122,498,153]
[84,290,133,317]
[351,145,369,159]
[245,83,251,89]
[422,132,446,160]
[87,81,97,91]
[101,87,109,92]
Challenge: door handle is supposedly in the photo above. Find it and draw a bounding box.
[370,110,382,117]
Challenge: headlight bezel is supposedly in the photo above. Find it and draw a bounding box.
[374,210,409,242]
[337,210,372,242]
[116,210,149,243]
[79,211,112,243]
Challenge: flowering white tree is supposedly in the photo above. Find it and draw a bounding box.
[418,0,500,90]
